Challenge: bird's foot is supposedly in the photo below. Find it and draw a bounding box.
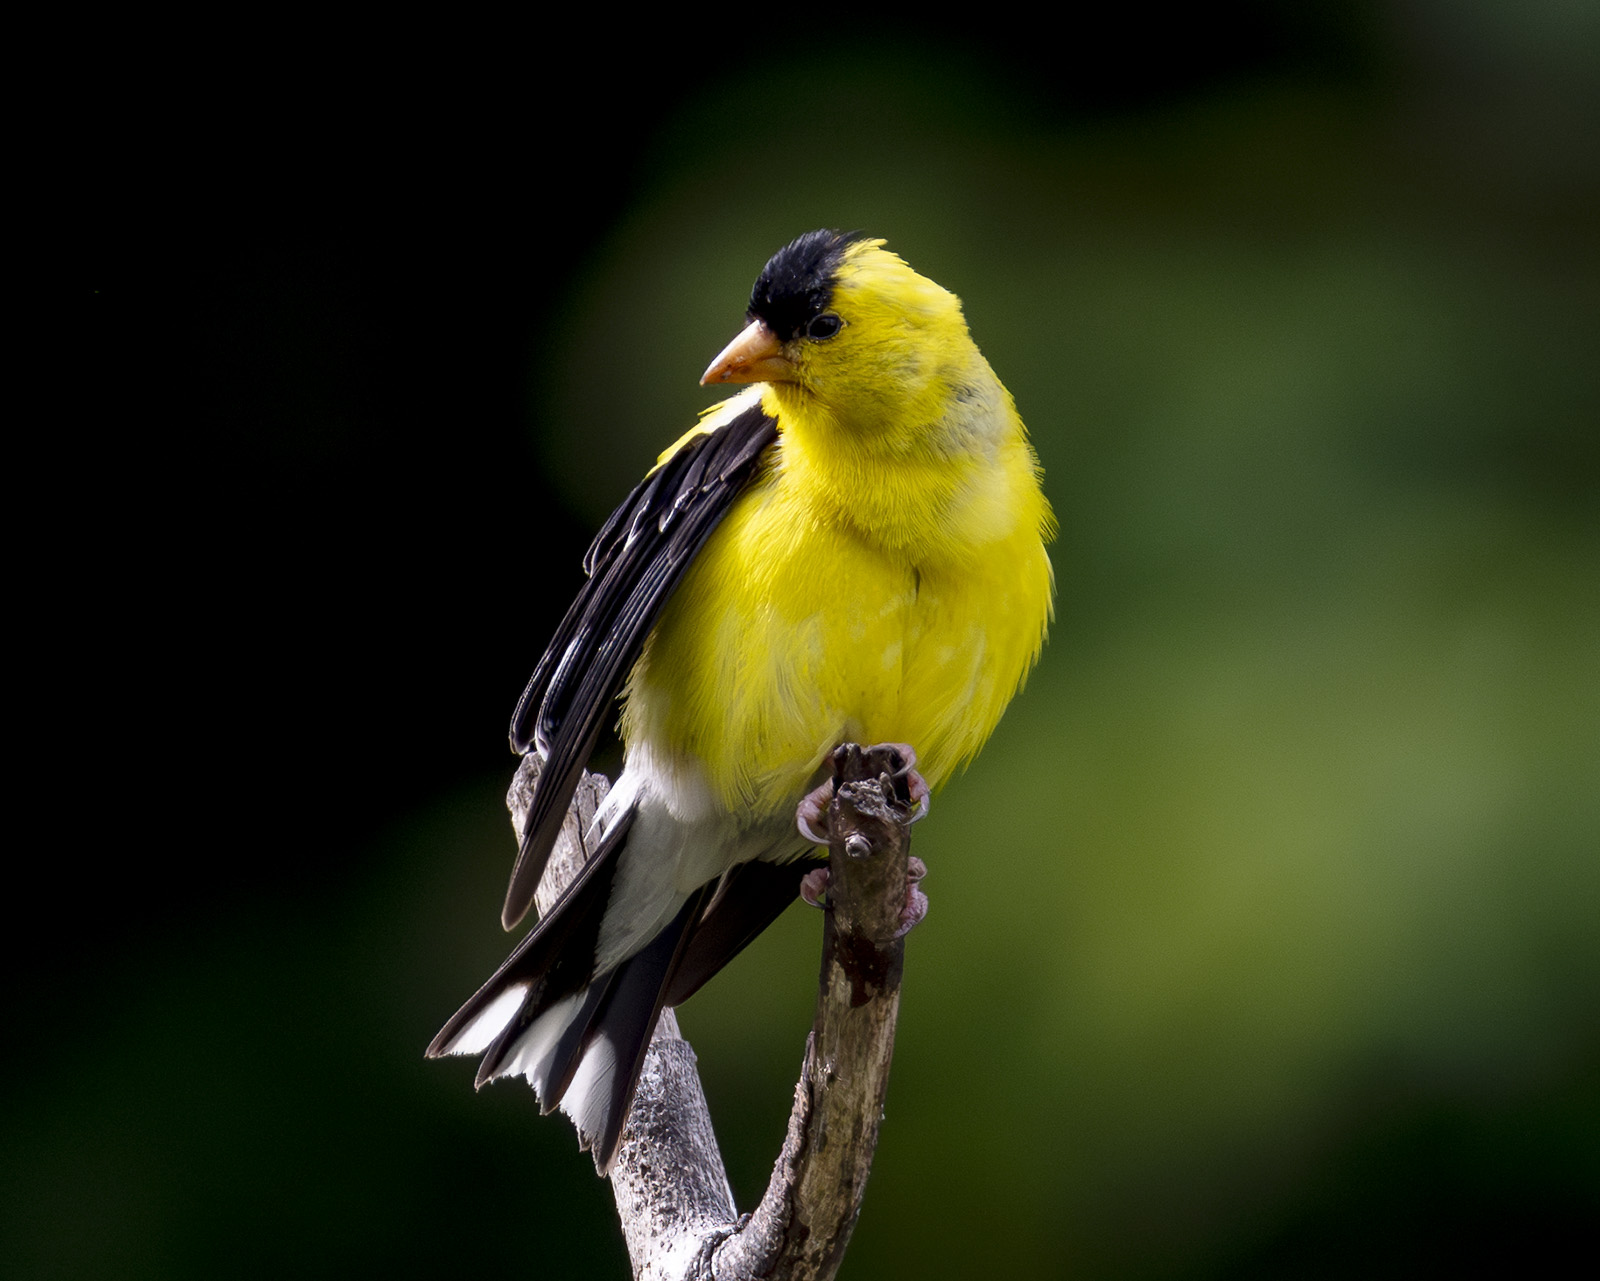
[796,856,927,934]
[796,742,930,846]
[870,742,931,823]
[896,856,930,937]
[799,866,830,908]
[796,775,836,845]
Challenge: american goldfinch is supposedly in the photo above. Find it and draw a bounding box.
[429,230,1054,1171]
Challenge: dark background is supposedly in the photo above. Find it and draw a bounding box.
[19,3,1598,1276]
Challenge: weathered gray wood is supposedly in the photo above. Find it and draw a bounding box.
[507,758,610,919]
[611,1010,740,1280]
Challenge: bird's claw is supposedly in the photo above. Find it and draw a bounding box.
[906,774,931,824]
[896,855,930,936]
[798,742,931,845]
[862,742,930,822]
[797,860,929,934]
[796,776,836,845]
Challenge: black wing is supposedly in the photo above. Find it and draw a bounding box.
[500,400,780,930]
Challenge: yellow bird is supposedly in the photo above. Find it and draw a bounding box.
[429,230,1054,1171]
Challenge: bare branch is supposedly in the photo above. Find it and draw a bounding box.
[610,1010,739,1280]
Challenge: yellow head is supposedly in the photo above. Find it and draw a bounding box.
[702,231,990,449]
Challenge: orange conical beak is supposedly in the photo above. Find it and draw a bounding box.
[700,319,796,386]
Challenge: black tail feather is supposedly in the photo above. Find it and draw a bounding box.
[582,883,715,1173]
[426,808,635,1062]
[430,792,809,1174]
[663,856,823,1006]
[534,978,613,1113]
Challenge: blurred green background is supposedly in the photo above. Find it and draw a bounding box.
[25,2,1597,1277]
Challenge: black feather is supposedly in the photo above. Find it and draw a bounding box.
[430,816,718,1172]
[663,856,828,1007]
[425,806,635,1064]
[747,229,869,342]
[581,884,714,1174]
[500,402,779,930]
[530,978,611,1113]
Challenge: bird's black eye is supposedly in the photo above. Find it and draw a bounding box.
[805,313,843,341]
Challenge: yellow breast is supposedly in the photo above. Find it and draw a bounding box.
[621,392,1053,820]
